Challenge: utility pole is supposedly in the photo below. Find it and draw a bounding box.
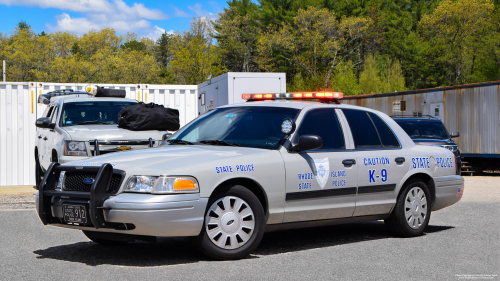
[2,60,5,82]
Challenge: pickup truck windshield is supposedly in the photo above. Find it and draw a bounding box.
[60,101,136,126]
[167,106,299,149]
[395,120,450,140]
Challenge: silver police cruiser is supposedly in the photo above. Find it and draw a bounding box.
[35,92,464,260]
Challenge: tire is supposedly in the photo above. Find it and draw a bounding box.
[385,178,431,237]
[192,185,265,260]
[35,153,44,188]
[82,231,129,246]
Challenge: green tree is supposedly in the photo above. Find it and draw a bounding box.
[215,0,260,72]
[419,0,495,85]
[155,32,174,68]
[330,60,361,95]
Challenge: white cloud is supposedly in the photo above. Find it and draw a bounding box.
[37,0,170,37]
[173,6,189,18]
[0,0,111,12]
[47,13,153,34]
[188,3,214,18]
[146,26,174,41]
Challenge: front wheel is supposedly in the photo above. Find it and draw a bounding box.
[192,185,265,260]
[385,179,431,237]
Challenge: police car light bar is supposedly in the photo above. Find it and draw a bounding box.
[242,92,343,101]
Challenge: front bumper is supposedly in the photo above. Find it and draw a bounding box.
[59,155,90,165]
[35,163,208,237]
[432,175,464,211]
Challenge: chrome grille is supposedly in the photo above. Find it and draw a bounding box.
[63,172,122,194]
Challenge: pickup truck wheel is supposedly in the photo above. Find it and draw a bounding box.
[35,155,44,188]
[82,231,129,246]
[385,179,431,237]
[193,185,265,260]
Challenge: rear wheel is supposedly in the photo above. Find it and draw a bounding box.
[385,179,431,237]
[83,231,129,246]
[192,185,265,260]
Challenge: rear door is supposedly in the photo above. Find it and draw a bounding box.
[282,108,358,222]
[341,109,408,216]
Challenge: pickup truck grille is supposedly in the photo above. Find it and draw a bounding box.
[89,140,156,156]
[63,172,123,194]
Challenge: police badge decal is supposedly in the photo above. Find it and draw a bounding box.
[312,158,329,189]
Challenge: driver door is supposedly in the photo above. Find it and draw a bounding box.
[281,109,358,223]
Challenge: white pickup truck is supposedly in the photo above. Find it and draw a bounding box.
[35,90,169,186]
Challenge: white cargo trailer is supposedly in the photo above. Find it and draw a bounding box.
[197,72,286,115]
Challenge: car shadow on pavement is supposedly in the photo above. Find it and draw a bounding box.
[255,222,453,256]
[33,222,453,267]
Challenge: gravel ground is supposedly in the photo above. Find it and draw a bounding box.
[0,176,498,280]
[0,194,36,210]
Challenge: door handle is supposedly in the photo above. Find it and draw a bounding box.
[38,136,42,139]
[395,157,405,164]
[43,137,48,141]
[342,159,356,166]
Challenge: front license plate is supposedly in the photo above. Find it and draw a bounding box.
[63,204,88,224]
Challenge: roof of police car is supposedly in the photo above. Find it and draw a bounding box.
[218,100,370,111]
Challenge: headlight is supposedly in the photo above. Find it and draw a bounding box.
[64,141,88,156]
[124,176,199,194]
[438,145,458,153]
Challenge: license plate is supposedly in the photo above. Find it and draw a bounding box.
[63,204,87,224]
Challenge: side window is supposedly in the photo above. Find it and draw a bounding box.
[51,106,58,123]
[342,109,399,149]
[296,109,345,150]
[44,106,54,118]
[368,113,399,147]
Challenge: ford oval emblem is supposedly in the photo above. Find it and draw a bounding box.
[83,178,94,185]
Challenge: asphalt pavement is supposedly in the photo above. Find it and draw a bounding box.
[0,177,498,281]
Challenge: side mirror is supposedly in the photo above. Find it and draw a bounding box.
[36,117,51,129]
[291,135,323,152]
[450,132,459,138]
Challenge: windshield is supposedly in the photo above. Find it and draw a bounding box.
[166,106,299,149]
[395,120,450,139]
[60,101,136,126]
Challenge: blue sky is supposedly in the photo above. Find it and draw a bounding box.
[0,0,230,40]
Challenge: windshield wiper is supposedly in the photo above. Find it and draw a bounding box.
[200,140,241,147]
[76,120,106,125]
[167,139,194,145]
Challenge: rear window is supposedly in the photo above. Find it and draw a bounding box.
[394,120,449,140]
[342,109,399,149]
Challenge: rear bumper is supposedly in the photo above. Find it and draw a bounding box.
[432,175,464,211]
[36,192,208,237]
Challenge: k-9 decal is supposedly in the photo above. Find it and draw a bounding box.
[369,169,388,183]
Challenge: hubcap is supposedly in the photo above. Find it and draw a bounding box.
[405,187,428,229]
[205,196,255,249]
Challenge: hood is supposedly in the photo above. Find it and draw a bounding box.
[62,124,166,141]
[411,138,456,146]
[66,145,273,175]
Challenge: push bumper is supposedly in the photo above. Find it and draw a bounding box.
[36,163,207,237]
[432,175,464,211]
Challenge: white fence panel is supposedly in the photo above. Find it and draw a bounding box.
[0,82,198,186]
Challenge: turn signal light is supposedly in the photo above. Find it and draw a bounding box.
[173,179,197,190]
